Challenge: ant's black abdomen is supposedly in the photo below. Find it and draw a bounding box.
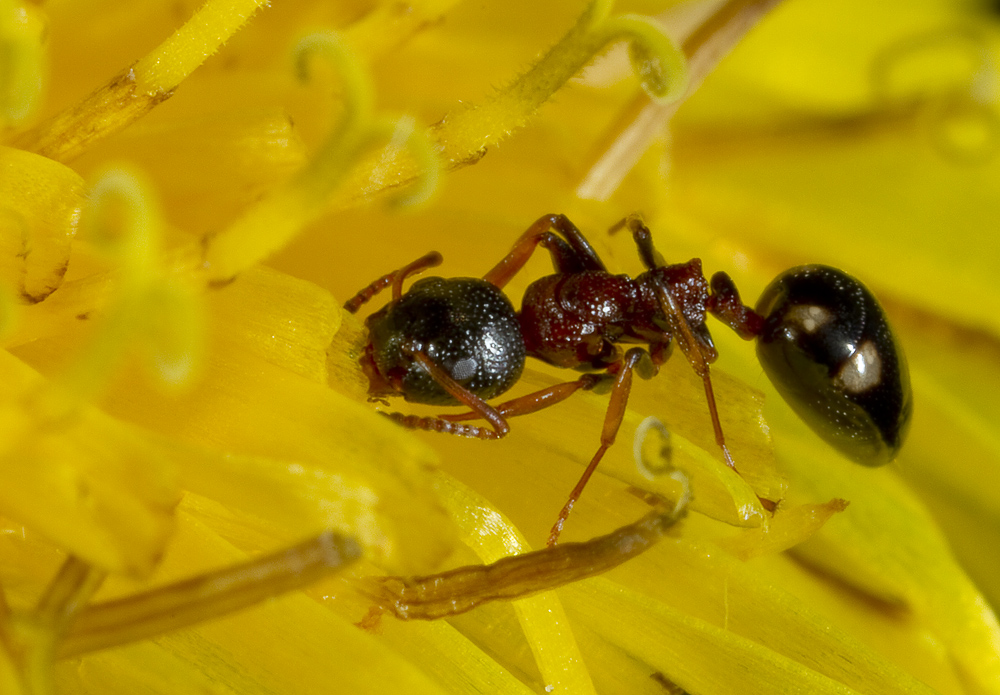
[366,277,526,406]
[755,265,912,466]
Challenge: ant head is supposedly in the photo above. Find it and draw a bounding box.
[755,265,912,466]
[365,277,526,406]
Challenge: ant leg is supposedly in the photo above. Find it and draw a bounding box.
[706,271,765,339]
[383,351,511,440]
[440,373,607,423]
[613,223,773,503]
[614,215,745,457]
[609,214,665,270]
[547,213,608,272]
[660,279,779,510]
[483,214,606,288]
[603,221,749,481]
[651,281,739,473]
[343,251,443,314]
[548,348,647,547]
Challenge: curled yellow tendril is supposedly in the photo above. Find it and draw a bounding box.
[62,169,203,401]
[433,0,687,168]
[296,33,440,209]
[202,32,441,284]
[369,115,441,210]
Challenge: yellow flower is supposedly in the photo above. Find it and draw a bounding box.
[0,0,997,693]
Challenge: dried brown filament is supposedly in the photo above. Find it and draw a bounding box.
[59,531,361,657]
[364,497,686,621]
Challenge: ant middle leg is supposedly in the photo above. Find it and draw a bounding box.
[440,373,608,424]
[548,347,648,547]
[483,214,607,289]
[343,251,443,314]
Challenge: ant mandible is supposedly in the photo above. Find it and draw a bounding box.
[344,214,912,546]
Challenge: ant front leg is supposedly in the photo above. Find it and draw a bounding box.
[440,373,608,424]
[343,251,443,314]
[548,348,648,547]
[483,214,607,289]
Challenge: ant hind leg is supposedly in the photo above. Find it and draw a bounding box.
[610,214,665,270]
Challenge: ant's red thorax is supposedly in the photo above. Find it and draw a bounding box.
[639,259,712,331]
[517,259,711,372]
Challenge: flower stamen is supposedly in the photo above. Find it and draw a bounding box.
[577,0,785,201]
[62,169,203,401]
[12,0,269,162]
[59,531,362,658]
[434,0,687,169]
[202,32,441,284]
[363,494,688,620]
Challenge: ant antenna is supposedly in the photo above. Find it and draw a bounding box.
[343,251,442,313]
[392,252,442,301]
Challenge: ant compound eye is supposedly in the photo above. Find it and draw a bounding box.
[755,265,912,466]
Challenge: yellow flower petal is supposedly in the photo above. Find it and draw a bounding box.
[0,147,82,303]
[0,0,998,692]
[0,350,177,575]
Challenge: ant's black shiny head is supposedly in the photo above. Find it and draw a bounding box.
[755,265,912,466]
[365,277,526,406]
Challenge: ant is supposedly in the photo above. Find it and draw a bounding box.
[344,214,912,546]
